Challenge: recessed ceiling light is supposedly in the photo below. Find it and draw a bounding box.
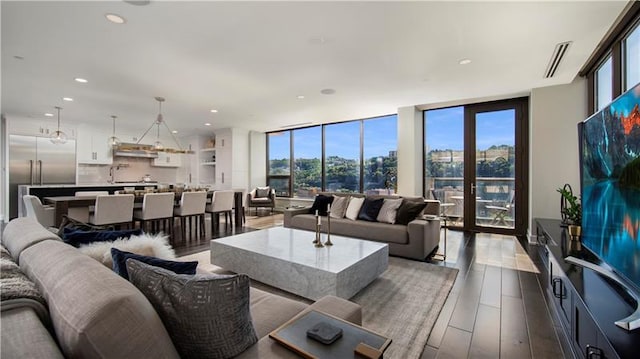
[44,113,54,117]
[74,78,88,83]
[204,123,211,126]
[105,13,126,24]
[210,109,218,113]
[297,95,305,99]
[459,58,472,65]
[62,97,74,102]
[171,130,178,134]
[320,89,336,95]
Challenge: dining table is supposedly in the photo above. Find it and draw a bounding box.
[44,190,244,228]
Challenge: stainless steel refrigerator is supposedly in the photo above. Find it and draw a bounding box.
[9,134,76,219]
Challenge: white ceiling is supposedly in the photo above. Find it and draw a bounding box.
[1,1,629,135]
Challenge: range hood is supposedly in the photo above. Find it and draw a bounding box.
[113,143,159,158]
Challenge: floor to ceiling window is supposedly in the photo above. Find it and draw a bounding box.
[266,114,397,197]
[624,22,639,90]
[292,126,322,198]
[596,56,613,110]
[267,131,291,196]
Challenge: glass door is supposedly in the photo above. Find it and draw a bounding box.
[425,99,528,235]
[464,99,528,235]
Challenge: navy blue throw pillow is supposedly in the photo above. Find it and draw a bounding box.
[62,228,143,248]
[357,197,385,222]
[310,194,334,216]
[111,248,198,280]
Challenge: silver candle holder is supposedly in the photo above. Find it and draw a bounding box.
[314,211,324,247]
[324,208,333,246]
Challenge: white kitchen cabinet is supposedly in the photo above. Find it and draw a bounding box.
[152,152,181,167]
[77,126,112,165]
[213,128,248,190]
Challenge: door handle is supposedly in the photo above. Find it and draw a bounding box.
[29,160,34,185]
[38,160,43,185]
[585,345,603,359]
[552,278,562,298]
[470,183,476,195]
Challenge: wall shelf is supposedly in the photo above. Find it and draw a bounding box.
[201,162,216,166]
[200,148,216,152]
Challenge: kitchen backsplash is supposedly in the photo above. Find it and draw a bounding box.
[77,157,182,184]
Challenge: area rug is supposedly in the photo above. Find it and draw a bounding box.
[178,251,457,359]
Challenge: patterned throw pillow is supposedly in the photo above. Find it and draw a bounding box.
[330,195,350,219]
[126,259,258,359]
[345,197,365,220]
[376,198,403,224]
[111,248,197,280]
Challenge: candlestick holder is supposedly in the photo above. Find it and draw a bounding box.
[314,221,324,248]
[324,210,333,246]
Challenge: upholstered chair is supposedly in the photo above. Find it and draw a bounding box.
[206,190,235,235]
[22,195,56,228]
[68,191,110,222]
[88,194,135,228]
[246,187,276,215]
[173,191,207,240]
[133,192,175,234]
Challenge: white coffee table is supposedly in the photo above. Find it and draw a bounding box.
[210,227,389,300]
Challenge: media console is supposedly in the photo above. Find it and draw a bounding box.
[535,218,640,359]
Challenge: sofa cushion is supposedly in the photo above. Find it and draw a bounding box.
[330,195,349,218]
[376,198,403,224]
[395,199,427,225]
[1,307,64,359]
[345,197,365,220]
[357,197,385,221]
[1,218,60,263]
[330,218,409,245]
[19,239,180,359]
[111,248,197,280]
[310,194,334,216]
[62,228,142,248]
[127,259,258,359]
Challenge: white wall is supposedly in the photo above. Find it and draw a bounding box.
[1,116,6,222]
[249,131,266,190]
[231,127,249,190]
[397,106,423,196]
[529,78,586,236]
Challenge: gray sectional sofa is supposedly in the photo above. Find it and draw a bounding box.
[284,192,441,260]
[0,217,361,358]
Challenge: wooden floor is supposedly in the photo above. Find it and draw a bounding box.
[421,230,566,359]
[173,214,566,358]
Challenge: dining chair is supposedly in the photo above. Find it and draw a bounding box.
[133,192,175,234]
[206,190,235,235]
[23,195,56,228]
[173,191,207,240]
[88,194,135,228]
[68,191,110,222]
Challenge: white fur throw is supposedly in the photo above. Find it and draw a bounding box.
[78,232,176,268]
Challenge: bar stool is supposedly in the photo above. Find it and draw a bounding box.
[23,195,56,228]
[133,192,175,234]
[88,194,135,229]
[173,191,207,240]
[68,191,110,222]
[206,190,235,235]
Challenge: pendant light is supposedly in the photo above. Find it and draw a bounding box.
[136,96,193,153]
[50,106,68,144]
[108,115,120,146]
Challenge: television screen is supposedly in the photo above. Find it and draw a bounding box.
[581,81,640,292]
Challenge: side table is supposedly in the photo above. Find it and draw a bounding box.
[424,215,447,261]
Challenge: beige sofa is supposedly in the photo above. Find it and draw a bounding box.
[284,192,441,260]
[0,218,361,358]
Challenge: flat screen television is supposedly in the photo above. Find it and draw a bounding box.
[580,81,640,293]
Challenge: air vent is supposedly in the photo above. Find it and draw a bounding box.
[544,41,572,78]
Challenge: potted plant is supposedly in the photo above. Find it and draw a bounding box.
[557,187,582,240]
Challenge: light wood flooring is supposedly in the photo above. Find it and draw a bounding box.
[156,214,568,358]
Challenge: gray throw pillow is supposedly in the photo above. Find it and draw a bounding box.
[255,186,271,198]
[126,259,258,359]
[376,198,403,224]
[330,195,350,219]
